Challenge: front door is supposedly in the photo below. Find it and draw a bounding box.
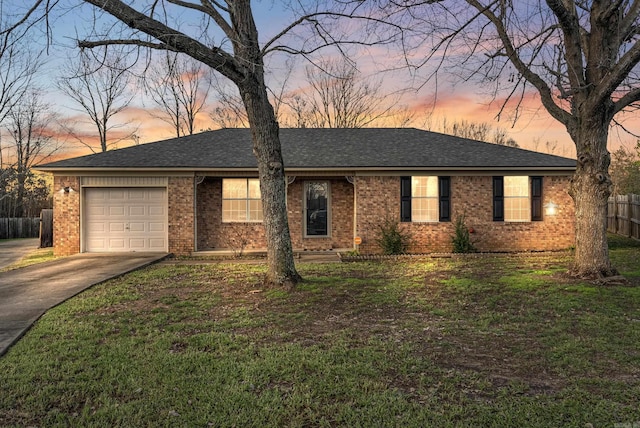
[304,181,329,237]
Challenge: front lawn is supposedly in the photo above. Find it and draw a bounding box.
[1,238,639,427]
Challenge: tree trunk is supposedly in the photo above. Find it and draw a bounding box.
[229,0,301,287]
[238,76,302,287]
[15,167,27,218]
[568,117,617,278]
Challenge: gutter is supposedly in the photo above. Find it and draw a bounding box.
[34,166,577,175]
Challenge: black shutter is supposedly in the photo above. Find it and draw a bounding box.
[531,176,543,221]
[400,176,412,222]
[439,176,451,222]
[493,176,504,221]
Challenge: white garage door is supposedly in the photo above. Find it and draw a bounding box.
[84,188,167,252]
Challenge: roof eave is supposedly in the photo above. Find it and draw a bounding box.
[35,165,576,175]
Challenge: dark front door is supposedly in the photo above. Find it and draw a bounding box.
[305,181,329,237]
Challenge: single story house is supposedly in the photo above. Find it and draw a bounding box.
[36,128,576,256]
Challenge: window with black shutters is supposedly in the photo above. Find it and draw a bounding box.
[400,176,451,222]
[493,176,544,222]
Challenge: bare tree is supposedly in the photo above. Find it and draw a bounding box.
[208,77,249,129]
[0,9,42,128]
[295,58,400,128]
[530,137,566,156]
[492,128,519,148]
[0,3,79,216]
[208,57,296,129]
[57,49,137,153]
[3,89,58,217]
[283,94,315,128]
[144,52,211,137]
[386,1,640,279]
[428,117,519,147]
[441,118,492,142]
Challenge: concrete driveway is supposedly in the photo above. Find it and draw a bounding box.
[0,238,40,269]
[0,252,168,357]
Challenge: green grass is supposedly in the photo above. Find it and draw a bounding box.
[0,248,56,272]
[1,238,639,427]
[609,233,640,276]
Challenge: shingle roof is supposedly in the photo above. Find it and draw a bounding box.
[37,128,576,171]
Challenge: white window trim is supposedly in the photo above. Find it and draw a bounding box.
[222,178,263,223]
[411,176,439,223]
[504,176,531,222]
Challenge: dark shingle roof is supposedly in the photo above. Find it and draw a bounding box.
[37,128,576,171]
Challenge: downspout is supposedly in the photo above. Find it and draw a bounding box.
[286,175,296,252]
[346,176,356,251]
[194,175,205,253]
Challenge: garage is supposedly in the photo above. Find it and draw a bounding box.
[84,187,167,252]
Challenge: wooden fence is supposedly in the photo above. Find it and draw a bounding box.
[39,209,53,248]
[0,210,54,247]
[0,217,41,240]
[607,194,640,240]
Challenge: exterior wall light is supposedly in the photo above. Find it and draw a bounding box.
[544,201,558,216]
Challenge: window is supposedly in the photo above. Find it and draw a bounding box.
[222,178,263,222]
[504,176,530,222]
[493,176,543,222]
[400,176,450,222]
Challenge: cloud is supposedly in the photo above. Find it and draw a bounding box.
[402,88,575,156]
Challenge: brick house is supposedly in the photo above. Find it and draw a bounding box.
[36,128,576,256]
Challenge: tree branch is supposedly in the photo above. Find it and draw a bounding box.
[261,11,403,57]
[545,0,587,96]
[79,39,179,52]
[467,0,573,126]
[0,0,55,36]
[614,86,640,115]
[619,0,640,43]
[166,0,237,42]
[81,0,246,83]
[593,36,640,112]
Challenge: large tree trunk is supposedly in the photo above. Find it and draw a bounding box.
[568,116,617,278]
[239,77,301,286]
[230,0,301,287]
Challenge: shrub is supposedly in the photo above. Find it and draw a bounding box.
[223,224,251,258]
[376,218,412,255]
[451,213,477,253]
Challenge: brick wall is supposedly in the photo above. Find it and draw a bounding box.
[52,176,81,256]
[355,175,575,254]
[168,176,195,255]
[197,178,267,250]
[52,173,575,256]
[355,176,403,254]
[196,177,354,251]
[454,176,575,252]
[287,178,354,250]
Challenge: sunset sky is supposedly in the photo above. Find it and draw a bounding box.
[4,1,639,162]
